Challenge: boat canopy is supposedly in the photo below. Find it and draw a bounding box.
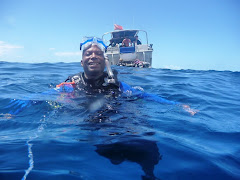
[103,30,148,45]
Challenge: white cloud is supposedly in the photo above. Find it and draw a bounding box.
[0,41,24,56]
[49,48,56,51]
[54,52,81,56]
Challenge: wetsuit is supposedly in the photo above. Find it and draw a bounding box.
[65,71,120,96]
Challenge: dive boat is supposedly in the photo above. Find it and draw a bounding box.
[102,29,153,68]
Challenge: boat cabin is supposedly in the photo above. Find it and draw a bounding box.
[102,29,153,68]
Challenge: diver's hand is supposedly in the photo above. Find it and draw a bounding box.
[182,104,199,116]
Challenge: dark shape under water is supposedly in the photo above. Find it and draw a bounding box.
[95,139,161,180]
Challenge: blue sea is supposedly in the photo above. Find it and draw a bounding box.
[0,61,240,180]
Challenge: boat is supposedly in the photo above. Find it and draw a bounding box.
[102,29,153,68]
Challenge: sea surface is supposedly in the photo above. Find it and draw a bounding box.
[0,61,240,180]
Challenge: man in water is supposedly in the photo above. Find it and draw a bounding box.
[57,37,197,115]
[59,37,120,95]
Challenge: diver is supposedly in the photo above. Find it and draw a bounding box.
[56,36,197,116]
[61,37,120,96]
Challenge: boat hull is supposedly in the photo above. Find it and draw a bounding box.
[106,45,153,67]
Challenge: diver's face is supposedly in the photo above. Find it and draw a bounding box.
[81,44,105,79]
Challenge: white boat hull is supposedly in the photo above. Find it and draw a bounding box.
[106,45,153,67]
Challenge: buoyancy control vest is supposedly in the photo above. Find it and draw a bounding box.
[65,70,120,95]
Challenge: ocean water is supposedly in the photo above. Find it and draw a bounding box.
[0,61,240,180]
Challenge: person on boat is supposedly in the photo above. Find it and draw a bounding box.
[122,36,131,47]
[109,40,116,47]
[133,35,142,45]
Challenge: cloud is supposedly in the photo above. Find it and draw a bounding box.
[0,41,24,56]
[54,52,81,56]
[49,48,56,51]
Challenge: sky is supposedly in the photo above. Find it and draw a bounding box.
[0,0,239,71]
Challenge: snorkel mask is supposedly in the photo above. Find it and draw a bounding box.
[80,37,107,52]
[80,37,116,84]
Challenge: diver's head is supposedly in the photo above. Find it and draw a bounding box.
[80,37,107,79]
[81,44,105,79]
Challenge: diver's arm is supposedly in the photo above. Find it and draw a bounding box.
[120,82,198,115]
[120,82,179,105]
[4,82,74,116]
[141,92,198,115]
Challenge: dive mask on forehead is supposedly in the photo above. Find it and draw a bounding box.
[80,37,108,52]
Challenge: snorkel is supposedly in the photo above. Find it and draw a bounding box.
[104,54,116,84]
[80,37,116,84]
